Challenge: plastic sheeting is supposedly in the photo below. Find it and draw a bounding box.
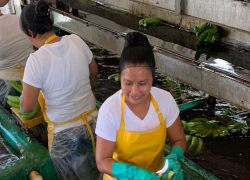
[51,120,101,180]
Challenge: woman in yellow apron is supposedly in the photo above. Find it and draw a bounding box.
[95,32,186,180]
[19,1,100,180]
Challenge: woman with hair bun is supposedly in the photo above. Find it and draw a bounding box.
[20,1,100,180]
[96,32,186,180]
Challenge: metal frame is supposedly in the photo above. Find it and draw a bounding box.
[51,7,250,112]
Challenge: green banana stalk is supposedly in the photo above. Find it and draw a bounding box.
[139,18,162,27]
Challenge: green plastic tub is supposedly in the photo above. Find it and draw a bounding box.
[0,108,58,180]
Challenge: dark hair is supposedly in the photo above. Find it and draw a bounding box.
[20,0,53,38]
[120,32,155,78]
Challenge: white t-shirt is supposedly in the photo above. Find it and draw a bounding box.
[23,34,97,133]
[96,87,180,142]
[0,14,33,69]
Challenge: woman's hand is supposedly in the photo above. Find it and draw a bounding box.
[162,146,183,180]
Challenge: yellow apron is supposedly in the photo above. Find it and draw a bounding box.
[104,93,167,180]
[37,35,97,157]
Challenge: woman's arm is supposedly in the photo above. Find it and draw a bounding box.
[89,58,98,79]
[96,136,116,176]
[167,115,186,152]
[20,83,40,113]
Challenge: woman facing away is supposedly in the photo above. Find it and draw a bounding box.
[19,1,101,179]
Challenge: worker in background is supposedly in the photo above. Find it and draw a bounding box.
[19,1,100,180]
[96,32,186,180]
[0,0,33,107]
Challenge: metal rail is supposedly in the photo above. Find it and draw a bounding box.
[42,7,250,112]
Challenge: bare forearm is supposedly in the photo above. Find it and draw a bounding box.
[170,138,186,153]
[97,158,116,176]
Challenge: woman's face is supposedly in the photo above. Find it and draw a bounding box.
[121,65,153,105]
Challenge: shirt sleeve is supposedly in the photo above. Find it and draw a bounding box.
[71,34,93,64]
[23,54,43,88]
[164,93,180,128]
[81,40,93,64]
[95,104,118,142]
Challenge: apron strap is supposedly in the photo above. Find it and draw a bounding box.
[38,92,98,153]
[120,94,125,130]
[44,35,58,44]
[150,94,165,125]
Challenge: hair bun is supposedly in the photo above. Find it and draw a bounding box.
[35,0,49,18]
[124,32,151,48]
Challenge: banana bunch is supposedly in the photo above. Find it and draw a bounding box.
[186,118,229,138]
[195,23,219,42]
[139,17,162,27]
[227,121,250,134]
[185,135,204,154]
[108,73,120,82]
[194,23,219,61]
[7,81,40,120]
[195,41,219,60]
[91,48,107,56]
[180,120,203,154]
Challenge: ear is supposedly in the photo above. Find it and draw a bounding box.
[28,30,35,38]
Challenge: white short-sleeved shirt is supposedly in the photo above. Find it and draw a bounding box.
[23,34,97,133]
[0,14,33,69]
[96,87,180,142]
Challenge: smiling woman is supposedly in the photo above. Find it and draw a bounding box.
[95,32,186,180]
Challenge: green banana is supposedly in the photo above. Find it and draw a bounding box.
[199,30,208,41]
[212,128,219,138]
[207,24,218,34]
[181,120,187,129]
[189,136,198,150]
[227,122,243,130]
[115,76,120,82]
[218,126,229,136]
[10,81,23,93]
[205,33,213,42]
[226,120,234,126]
[236,124,246,130]
[139,18,162,27]
[108,73,119,80]
[241,127,250,135]
[201,128,213,138]
[185,135,192,143]
[187,122,205,128]
[231,129,240,133]
[216,128,224,137]
[190,130,198,135]
[7,95,20,104]
[214,32,219,39]
[194,23,208,33]
[195,138,204,154]
[190,118,209,123]
[7,100,20,109]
